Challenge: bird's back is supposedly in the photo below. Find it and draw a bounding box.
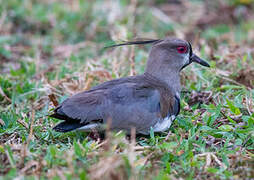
[51,74,178,134]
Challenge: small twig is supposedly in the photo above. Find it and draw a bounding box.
[48,94,59,107]
[28,109,35,144]
[131,127,136,146]
[165,131,172,141]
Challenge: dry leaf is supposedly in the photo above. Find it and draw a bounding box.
[48,94,59,107]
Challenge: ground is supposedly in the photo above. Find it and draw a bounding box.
[0,0,254,179]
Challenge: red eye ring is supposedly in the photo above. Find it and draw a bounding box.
[177,46,187,54]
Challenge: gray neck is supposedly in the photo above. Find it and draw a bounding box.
[145,65,181,96]
[144,46,183,97]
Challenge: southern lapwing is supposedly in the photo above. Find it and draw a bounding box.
[50,37,210,134]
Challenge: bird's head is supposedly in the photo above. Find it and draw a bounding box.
[105,37,210,92]
[106,37,209,73]
[145,37,210,73]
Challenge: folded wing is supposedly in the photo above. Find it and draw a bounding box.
[51,75,177,134]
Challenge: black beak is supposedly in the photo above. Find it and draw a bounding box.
[190,54,210,67]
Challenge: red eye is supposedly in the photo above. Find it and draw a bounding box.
[177,46,187,54]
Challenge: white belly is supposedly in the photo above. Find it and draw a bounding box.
[76,116,176,134]
[153,115,176,132]
[77,123,102,131]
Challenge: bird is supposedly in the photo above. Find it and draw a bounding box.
[50,37,210,134]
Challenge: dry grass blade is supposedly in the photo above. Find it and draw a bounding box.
[245,94,254,115]
[134,146,150,151]
[16,116,42,142]
[17,119,29,130]
[129,127,136,169]
[129,0,137,76]
[196,152,226,169]
[0,86,11,103]
[130,45,136,76]
[205,153,211,169]
[28,110,35,143]
[19,160,39,174]
[165,131,172,141]
[0,119,5,126]
[0,10,7,32]
[211,153,226,169]
[5,148,16,169]
[89,155,123,180]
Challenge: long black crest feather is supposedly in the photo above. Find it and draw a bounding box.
[105,39,161,49]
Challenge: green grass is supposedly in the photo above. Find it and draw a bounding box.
[0,0,254,179]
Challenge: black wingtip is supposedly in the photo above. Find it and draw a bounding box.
[104,39,161,49]
[53,121,84,133]
[49,112,76,121]
[50,112,84,133]
[53,124,71,132]
[49,113,64,120]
